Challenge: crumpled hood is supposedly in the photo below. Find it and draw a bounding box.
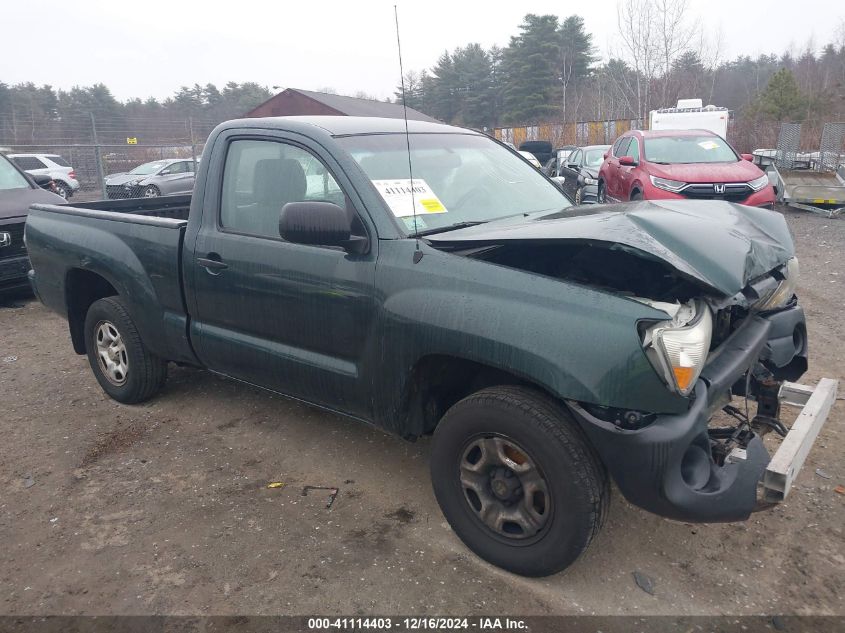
[105,173,147,185]
[426,200,794,297]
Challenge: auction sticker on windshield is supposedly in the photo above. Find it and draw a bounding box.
[372,179,448,217]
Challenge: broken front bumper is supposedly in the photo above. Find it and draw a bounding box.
[569,305,838,522]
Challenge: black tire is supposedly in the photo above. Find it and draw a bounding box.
[54,180,70,199]
[574,186,583,205]
[597,182,606,203]
[430,386,608,577]
[84,296,167,404]
[142,185,160,198]
[630,190,643,201]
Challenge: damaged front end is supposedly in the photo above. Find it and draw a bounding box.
[426,201,832,522]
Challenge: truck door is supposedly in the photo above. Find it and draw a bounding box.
[186,132,377,419]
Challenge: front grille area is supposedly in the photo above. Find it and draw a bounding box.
[0,221,26,260]
[680,183,752,203]
[106,184,144,199]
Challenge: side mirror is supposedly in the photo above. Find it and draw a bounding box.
[619,155,636,166]
[566,162,578,169]
[159,169,171,175]
[32,173,53,188]
[741,153,754,162]
[279,201,351,248]
[603,151,610,159]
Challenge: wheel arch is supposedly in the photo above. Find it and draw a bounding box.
[66,268,119,354]
[396,353,560,439]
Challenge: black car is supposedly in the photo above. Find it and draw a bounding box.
[0,153,65,294]
[552,144,610,205]
[543,145,578,176]
[518,140,553,166]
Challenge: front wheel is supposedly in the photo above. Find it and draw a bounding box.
[630,191,643,201]
[430,386,608,577]
[84,296,167,403]
[142,185,160,198]
[574,186,583,205]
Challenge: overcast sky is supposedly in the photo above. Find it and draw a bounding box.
[4,0,843,102]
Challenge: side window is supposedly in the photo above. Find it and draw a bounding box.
[13,156,47,170]
[166,161,188,174]
[625,138,640,162]
[220,139,348,239]
[613,137,632,157]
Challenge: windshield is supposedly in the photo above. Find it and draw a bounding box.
[584,149,607,167]
[337,133,569,235]
[129,161,167,175]
[644,135,738,164]
[0,155,31,190]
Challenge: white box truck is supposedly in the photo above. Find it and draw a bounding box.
[650,98,729,138]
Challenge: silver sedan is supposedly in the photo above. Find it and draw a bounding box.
[105,158,196,199]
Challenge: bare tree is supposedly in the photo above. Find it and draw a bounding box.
[615,0,660,121]
[654,0,694,105]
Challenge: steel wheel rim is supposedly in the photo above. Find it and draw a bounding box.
[95,320,128,386]
[459,434,551,541]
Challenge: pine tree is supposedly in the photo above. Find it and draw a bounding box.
[501,14,561,124]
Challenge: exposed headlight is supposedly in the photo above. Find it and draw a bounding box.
[748,174,770,191]
[583,177,598,185]
[649,175,687,193]
[640,300,713,396]
[126,179,141,186]
[758,257,799,311]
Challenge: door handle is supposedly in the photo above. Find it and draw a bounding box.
[197,255,228,271]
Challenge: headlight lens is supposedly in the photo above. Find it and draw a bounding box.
[640,300,713,396]
[758,257,799,310]
[748,174,770,191]
[583,177,598,185]
[649,175,686,193]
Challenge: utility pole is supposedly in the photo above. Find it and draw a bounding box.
[91,113,106,199]
[189,117,198,169]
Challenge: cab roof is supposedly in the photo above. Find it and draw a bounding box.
[218,115,474,137]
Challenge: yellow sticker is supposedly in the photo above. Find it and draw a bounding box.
[266,482,285,489]
[419,198,445,213]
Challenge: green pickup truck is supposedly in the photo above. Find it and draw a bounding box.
[24,116,835,576]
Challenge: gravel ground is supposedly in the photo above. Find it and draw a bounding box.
[0,208,843,616]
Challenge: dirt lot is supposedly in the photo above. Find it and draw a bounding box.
[1,208,843,617]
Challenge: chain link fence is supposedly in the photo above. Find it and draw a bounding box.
[1,115,215,202]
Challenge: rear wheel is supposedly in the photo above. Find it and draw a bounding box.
[53,180,70,199]
[84,296,167,403]
[430,386,608,577]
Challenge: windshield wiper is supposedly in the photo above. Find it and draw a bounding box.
[415,221,487,237]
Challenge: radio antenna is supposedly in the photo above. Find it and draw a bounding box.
[394,4,422,262]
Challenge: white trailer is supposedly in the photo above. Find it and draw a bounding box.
[650,99,730,138]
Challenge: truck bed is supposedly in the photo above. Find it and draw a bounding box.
[24,196,195,365]
[70,194,192,221]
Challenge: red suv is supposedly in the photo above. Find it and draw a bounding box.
[597,129,775,208]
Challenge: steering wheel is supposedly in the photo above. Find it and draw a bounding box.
[452,185,494,216]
